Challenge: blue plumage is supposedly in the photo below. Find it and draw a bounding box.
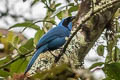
[24,16,75,74]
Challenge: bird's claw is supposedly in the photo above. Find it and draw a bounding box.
[49,51,58,58]
[49,51,62,63]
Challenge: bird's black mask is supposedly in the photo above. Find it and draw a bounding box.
[62,16,76,28]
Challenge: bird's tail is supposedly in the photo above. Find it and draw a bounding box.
[24,45,48,75]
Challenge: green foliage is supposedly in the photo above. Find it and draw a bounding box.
[103,62,120,80]
[89,62,104,70]
[111,46,120,62]
[55,3,62,8]
[0,56,11,66]
[9,21,40,30]
[0,32,2,41]
[0,31,17,54]
[10,59,28,74]
[107,41,114,54]
[0,58,28,77]
[56,10,65,20]
[0,69,10,77]
[0,31,21,66]
[34,29,44,45]
[19,38,35,54]
[12,36,20,48]
[68,5,79,15]
[41,0,46,3]
[97,45,104,56]
[0,31,29,77]
[31,0,40,6]
[7,32,15,42]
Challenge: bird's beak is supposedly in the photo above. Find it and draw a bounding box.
[71,16,76,21]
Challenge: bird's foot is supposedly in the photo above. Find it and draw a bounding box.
[54,53,62,63]
[49,51,58,59]
[49,51,63,63]
[58,48,63,50]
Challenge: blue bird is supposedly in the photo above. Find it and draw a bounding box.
[24,16,75,75]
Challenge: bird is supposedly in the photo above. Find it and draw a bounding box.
[24,16,76,75]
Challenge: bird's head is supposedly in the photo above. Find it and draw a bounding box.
[59,16,76,30]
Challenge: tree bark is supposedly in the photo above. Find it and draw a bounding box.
[70,0,120,65]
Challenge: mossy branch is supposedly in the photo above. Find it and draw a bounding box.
[55,0,120,63]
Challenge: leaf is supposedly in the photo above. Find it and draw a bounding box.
[7,34,20,49]
[0,56,11,65]
[1,37,8,53]
[68,3,74,6]
[1,31,16,51]
[31,0,40,6]
[97,45,104,56]
[103,62,120,80]
[112,46,120,62]
[55,3,62,8]
[7,32,18,52]
[0,69,10,77]
[50,19,56,25]
[68,5,78,14]
[0,32,2,43]
[56,11,63,20]
[7,31,15,43]
[9,21,40,30]
[12,36,20,47]
[10,59,28,74]
[19,38,35,54]
[89,62,104,70]
[41,0,46,3]
[107,41,114,54]
[56,10,69,20]
[0,32,2,37]
[113,9,120,19]
[34,29,44,45]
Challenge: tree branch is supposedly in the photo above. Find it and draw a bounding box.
[55,0,120,63]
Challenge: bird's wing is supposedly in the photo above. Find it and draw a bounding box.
[36,27,65,49]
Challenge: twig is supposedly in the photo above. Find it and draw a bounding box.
[21,19,57,32]
[44,1,55,12]
[55,0,120,63]
[33,20,57,25]
[0,49,34,69]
